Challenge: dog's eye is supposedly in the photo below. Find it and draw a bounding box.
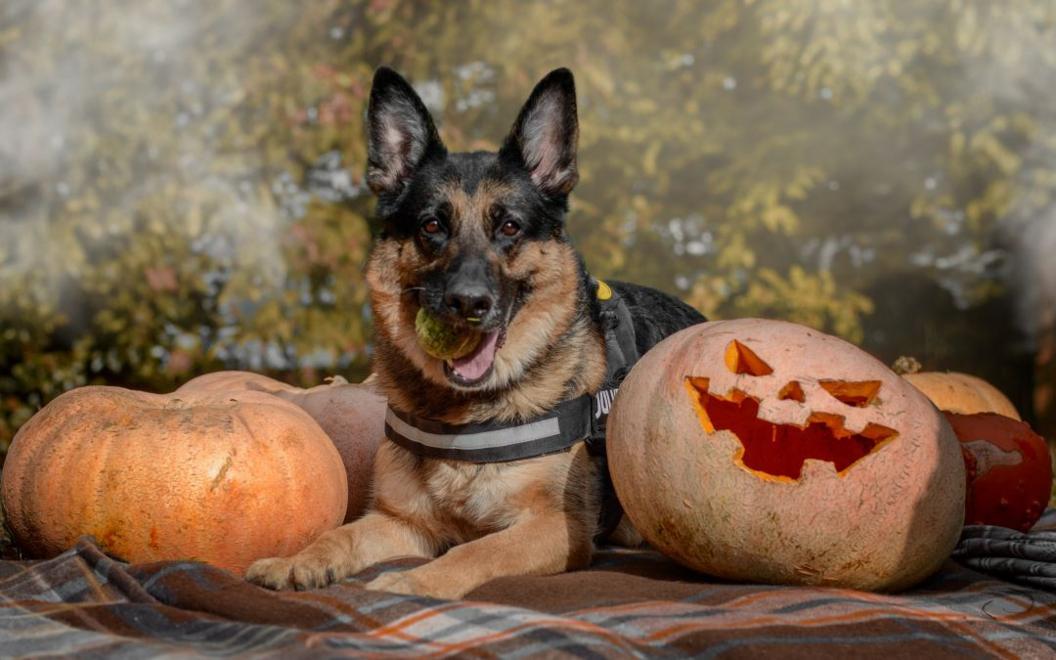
[499,220,521,237]
[420,218,443,236]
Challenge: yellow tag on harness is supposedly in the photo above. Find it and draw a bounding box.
[596,280,613,301]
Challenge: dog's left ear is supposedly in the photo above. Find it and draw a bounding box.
[500,68,579,196]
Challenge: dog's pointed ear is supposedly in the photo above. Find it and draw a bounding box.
[500,68,579,196]
[366,67,445,196]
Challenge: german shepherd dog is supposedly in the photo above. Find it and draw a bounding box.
[246,67,704,599]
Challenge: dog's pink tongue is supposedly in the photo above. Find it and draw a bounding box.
[452,330,500,381]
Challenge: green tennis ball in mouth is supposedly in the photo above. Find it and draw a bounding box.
[415,308,481,360]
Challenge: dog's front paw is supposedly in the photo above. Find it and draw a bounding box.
[366,568,465,600]
[245,556,297,590]
[246,551,351,591]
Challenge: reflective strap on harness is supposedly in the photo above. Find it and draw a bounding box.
[385,395,594,463]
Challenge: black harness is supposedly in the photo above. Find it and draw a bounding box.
[384,279,639,536]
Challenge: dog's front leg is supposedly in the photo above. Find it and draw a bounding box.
[366,513,592,600]
[246,511,436,590]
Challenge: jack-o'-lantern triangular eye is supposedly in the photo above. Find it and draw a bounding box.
[724,340,773,376]
[819,380,882,407]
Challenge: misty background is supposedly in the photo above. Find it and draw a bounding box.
[2,0,1055,457]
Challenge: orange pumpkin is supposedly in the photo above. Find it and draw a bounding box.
[608,319,966,591]
[0,386,347,574]
[945,412,1052,531]
[176,371,385,521]
[902,371,1020,420]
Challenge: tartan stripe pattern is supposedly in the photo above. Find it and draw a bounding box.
[1,510,1055,658]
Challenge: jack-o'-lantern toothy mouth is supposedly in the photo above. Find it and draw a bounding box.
[685,377,897,480]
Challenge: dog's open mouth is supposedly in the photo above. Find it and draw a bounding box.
[444,326,507,386]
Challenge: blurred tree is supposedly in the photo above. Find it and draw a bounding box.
[2,0,1055,456]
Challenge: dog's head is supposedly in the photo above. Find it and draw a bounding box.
[364,67,586,393]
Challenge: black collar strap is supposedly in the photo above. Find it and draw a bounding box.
[385,279,637,464]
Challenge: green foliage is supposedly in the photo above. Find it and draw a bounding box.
[3,0,1055,455]
[734,267,876,344]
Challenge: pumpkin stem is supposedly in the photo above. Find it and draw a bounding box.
[891,355,922,375]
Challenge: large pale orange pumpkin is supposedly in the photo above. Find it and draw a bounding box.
[176,371,385,521]
[608,319,966,592]
[903,371,1020,420]
[1,386,347,574]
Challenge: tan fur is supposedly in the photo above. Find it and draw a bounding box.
[246,181,615,600]
[445,180,513,238]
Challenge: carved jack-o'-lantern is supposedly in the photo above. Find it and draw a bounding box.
[608,319,966,592]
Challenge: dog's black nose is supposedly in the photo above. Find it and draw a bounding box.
[445,287,494,319]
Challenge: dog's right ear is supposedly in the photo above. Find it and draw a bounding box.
[366,67,445,196]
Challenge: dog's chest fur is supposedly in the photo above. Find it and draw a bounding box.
[373,441,599,546]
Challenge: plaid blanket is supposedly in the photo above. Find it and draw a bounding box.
[2,512,1056,658]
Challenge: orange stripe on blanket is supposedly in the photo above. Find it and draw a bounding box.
[362,601,465,644]
[576,582,1056,636]
[640,602,1043,641]
[298,590,391,629]
[356,598,636,657]
[631,582,1056,660]
[572,586,807,618]
[415,613,640,658]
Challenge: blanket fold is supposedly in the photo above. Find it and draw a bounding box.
[953,523,1056,591]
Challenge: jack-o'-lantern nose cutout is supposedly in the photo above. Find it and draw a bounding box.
[724,340,773,376]
[819,380,882,407]
[778,380,806,402]
[685,377,897,480]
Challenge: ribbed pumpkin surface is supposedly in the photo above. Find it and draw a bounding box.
[1,386,347,574]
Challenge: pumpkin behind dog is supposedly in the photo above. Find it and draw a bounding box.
[176,371,386,521]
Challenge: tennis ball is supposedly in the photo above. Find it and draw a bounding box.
[415,308,480,360]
